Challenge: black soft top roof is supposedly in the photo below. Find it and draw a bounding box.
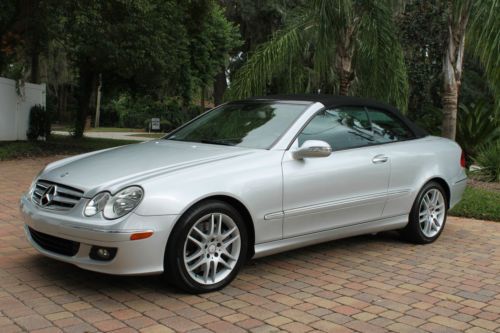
[238,94,428,138]
[247,94,395,110]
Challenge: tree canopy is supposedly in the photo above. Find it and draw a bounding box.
[0,0,497,144]
[228,0,409,112]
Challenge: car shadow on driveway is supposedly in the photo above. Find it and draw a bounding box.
[20,231,403,296]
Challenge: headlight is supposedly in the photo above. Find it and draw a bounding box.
[84,186,143,219]
[84,192,111,216]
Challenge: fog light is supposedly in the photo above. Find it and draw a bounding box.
[98,248,110,258]
[89,246,117,261]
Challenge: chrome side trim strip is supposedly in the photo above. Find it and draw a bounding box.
[283,193,386,218]
[264,212,284,220]
[253,214,408,258]
[283,189,412,218]
[385,188,412,198]
[266,189,412,221]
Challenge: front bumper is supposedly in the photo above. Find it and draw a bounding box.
[20,195,179,275]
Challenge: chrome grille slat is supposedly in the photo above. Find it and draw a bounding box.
[31,180,83,211]
[52,195,78,205]
[55,188,83,198]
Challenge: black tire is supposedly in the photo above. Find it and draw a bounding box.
[401,181,448,244]
[164,200,248,293]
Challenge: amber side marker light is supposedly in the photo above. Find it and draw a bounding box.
[130,231,154,240]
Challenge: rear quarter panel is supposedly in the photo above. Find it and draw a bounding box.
[383,136,466,217]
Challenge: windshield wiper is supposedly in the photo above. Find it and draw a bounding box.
[200,139,235,146]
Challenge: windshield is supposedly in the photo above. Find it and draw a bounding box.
[166,102,308,149]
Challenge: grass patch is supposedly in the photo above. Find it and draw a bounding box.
[127,133,165,138]
[0,135,137,161]
[88,127,145,133]
[51,126,145,133]
[450,186,500,221]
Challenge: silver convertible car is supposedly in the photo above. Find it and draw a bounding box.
[21,95,467,293]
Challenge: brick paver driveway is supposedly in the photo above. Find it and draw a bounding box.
[1,157,499,333]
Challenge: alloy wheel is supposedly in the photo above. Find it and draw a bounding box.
[418,188,445,238]
[183,213,241,285]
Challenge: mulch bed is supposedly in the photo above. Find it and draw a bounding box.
[467,178,500,192]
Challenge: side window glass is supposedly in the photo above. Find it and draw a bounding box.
[367,108,415,143]
[298,107,375,151]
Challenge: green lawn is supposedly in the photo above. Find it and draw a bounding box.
[0,135,136,161]
[450,186,500,222]
[127,133,165,138]
[88,127,145,133]
[51,126,145,133]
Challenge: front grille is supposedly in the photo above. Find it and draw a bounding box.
[28,227,80,256]
[32,180,84,211]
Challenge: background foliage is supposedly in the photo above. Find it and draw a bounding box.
[0,0,498,173]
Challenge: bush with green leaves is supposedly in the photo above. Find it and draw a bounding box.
[27,105,51,141]
[456,102,499,160]
[109,94,203,131]
[471,141,500,182]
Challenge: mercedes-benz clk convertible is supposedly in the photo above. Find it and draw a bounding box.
[21,95,467,293]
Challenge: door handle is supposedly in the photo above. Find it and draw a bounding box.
[372,154,389,164]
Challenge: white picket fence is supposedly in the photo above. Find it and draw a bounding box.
[0,77,46,141]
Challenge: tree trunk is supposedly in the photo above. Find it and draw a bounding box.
[200,86,206,109]
[56,85,63,120]
[441,84,459,139]
[30,51,39,84]
[75,65,96,138]
[336,24,356,96]
[213,69,227,105]
[441,3,469,140]
[338,65,352,96]
[95,73,102,128]
[60,85,68,121]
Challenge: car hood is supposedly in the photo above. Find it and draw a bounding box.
[40,140,255,195]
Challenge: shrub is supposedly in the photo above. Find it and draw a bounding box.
[27,105,51,141]
[456,102,499,160]
[109,94,202,130]
[471,141,500,182]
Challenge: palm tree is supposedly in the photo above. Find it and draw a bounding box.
[441,0,499,140]
[229,0,409,111]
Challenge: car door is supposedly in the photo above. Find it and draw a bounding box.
[282,106,391,238]
[362,107,423,218]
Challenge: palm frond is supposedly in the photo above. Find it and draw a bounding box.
[228,21,306,99]
[353,1,409,112]
[229,0,409,108]
[468,0,500,113]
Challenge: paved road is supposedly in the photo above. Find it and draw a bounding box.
[52,131,159,141]
[0,156,499,333]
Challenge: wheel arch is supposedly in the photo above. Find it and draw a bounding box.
[425,177,451,209]
[166,194,256,261]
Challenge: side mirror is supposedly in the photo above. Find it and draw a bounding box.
[292,140,332,159]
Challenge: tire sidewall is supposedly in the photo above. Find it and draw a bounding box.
[166,201,248,293]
